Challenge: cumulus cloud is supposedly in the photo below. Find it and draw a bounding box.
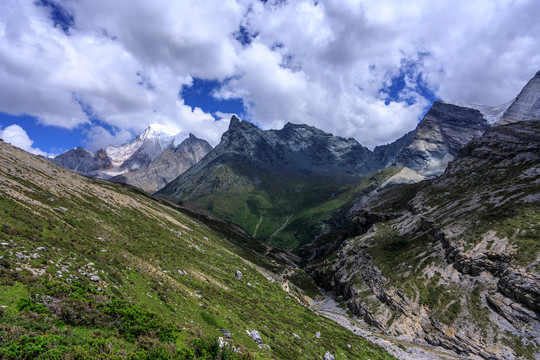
[0,124,50,157]
[0,0,539,150]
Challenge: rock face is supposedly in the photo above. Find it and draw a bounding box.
[308,121,540,359]
[53,126,212,193]
[393,101,491,177]
[498,70,540,125]
[110,134,212,193]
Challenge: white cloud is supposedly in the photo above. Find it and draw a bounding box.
[0,0,539,150]
[0,124,50,157]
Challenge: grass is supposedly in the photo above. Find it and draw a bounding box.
[0,142,396,360]
[179,165,406,250]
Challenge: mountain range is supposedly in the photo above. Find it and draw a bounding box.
[52,124,212,193]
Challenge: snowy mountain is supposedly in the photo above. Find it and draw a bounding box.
[52,125,211,193]
[104,124,187,172]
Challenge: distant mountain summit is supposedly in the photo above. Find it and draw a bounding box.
[392,101,492,177]
[52,125,212,193]
[111,133,212,193]
[497,69,540,125]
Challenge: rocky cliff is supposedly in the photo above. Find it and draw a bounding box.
[308,121,540,359]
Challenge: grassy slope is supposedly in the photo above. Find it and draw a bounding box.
[0,142,395,360]
[192,165,403,250]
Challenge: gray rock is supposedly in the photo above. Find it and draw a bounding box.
[90,275,100,282]
[36,247,46,251]
[235,270,243,280]
[315,331,321,338]
[292,333,300,339]
[52,147,112,177]
[219,329,232,339]
[247,330,262,344]
[497,69,540,125]
[323,351,335,360]
[394,101,490,177]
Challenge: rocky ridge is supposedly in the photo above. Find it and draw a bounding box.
[308,121,540,359]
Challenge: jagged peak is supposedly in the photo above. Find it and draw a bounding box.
[230,114,241,125]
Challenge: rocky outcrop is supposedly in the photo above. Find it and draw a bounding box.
[498,268,540,313]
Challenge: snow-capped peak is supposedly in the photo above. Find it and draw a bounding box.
[105,124,186,168]
[442,99,514,125]
[141,123,180,140]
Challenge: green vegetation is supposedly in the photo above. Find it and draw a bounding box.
[0,143,396,360]
[190,166,405,250]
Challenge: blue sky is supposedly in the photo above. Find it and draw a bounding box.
[1,0,539,156]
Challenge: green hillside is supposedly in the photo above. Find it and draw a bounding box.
[0,141,395,360]
[174,162,404,250]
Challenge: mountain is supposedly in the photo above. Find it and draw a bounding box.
[52,125,212,193]
[0,140,395,360]
[307,120,540,359]
[111,133,213,193]
[158,117,390,249]
[52,146,113,177]
[497,69,540,125]
[158,98,507,249]
[392,101,493,177]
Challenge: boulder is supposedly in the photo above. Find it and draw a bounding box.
[247,330,262,344]
[235,270,243,280]
[323,351,335,360]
